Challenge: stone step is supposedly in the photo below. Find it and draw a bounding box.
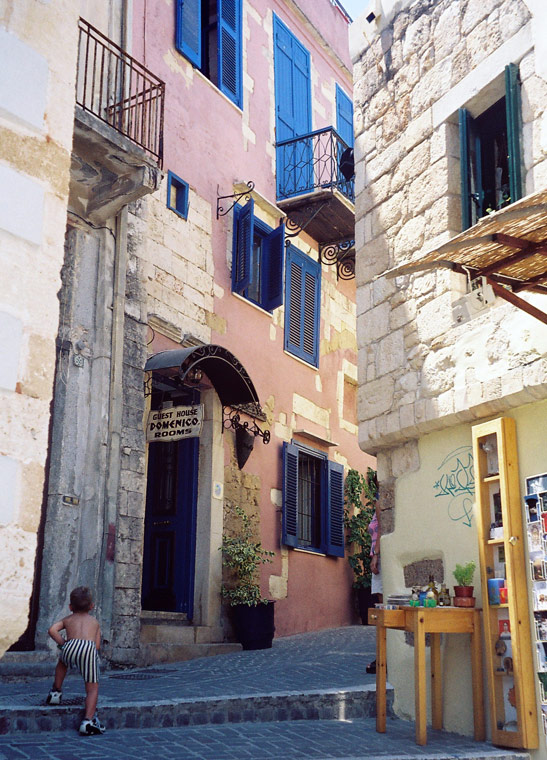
[139,641,241,665]
[0,686,382,735]
[139,622,224,646]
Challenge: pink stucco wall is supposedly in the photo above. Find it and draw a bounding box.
[134,0,374,637]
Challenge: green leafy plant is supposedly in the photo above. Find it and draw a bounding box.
[453,561,476,587]
[344,467,378,590]
[220,505,274,606]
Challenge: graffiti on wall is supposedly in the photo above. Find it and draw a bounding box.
[433,446,475,527]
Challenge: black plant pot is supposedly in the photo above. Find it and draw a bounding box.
[356,587,376,625]
[232,601,275,650]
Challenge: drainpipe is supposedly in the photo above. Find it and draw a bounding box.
[99,206,128,645]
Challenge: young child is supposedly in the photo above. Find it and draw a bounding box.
[47,586,106,736]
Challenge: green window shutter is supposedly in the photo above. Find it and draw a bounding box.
[505,62,522,205]
[459,107,472,230]
[282,442,299,548]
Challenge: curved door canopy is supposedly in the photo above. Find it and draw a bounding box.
[145,344,259,408]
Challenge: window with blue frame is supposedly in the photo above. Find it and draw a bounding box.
[284,245,320,367]
[167,171,189,219]
[175,0,242,108]
[232,199,285,311]
[282,441,344,557]
[459,63,522,230]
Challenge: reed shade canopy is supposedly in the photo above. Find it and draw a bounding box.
[382,188,547,325]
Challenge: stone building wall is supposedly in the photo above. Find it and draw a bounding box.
[0,0,79,656]
[351,0,547,458]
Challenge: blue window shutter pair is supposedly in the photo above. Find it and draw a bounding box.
[232,201,285,310]
[175,0,242,108]
[285,246,320,366]
[281,442,345,557]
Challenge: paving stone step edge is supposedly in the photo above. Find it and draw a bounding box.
[0,688,388,735]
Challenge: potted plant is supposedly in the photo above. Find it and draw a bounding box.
[220,505,276,650]
[344,467,378,624]
[453,561,476,607]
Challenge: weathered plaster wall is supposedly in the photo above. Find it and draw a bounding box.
[351,0,547,456]
[0,1,79,656]
[379,399,547,739]
[130,0,374,639]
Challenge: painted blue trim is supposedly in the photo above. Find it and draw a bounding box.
[167,171,189,220]
[175,0,201,68]
[284,246,320,367]
[326,459,345,557]
[282,441,299,548]
[232,199,254,294]
[335,84,353,148]
[273,13,312,200]
[218,0,243,108]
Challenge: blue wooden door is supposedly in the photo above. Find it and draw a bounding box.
[142,413,199,618]
[273,14,311,199]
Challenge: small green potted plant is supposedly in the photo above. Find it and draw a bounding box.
[344,467,378,623]
[220,505,275,649]
[453,561,476,607]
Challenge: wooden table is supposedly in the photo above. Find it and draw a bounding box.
[368,606,485,746]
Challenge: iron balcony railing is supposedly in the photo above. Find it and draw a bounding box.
[276,127,354,204]
[76,18,165,166]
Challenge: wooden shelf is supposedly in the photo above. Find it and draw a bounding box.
[473,417,539,750]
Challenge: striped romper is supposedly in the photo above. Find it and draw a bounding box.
[60,639,99,683]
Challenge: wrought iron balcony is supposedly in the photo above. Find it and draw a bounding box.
[276,127,354,247]
[76,19,164,166]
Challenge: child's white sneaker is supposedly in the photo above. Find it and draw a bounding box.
[46,689,62,705]
[79,715,106,735]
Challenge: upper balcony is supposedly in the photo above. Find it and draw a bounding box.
[70,19,165,223]
[276,127,355,246]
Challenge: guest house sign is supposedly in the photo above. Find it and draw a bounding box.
[146,404,204,442]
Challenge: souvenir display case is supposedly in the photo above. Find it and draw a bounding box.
[472,417,538,749]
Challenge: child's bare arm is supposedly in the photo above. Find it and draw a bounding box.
[94,624,101,651]
[48,619,66,647]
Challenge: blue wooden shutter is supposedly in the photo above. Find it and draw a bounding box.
[218,0,242,107]
[505,63,522,206]
[262,224,285,311]
[282,442,299,547]
[326,460,345,557]
[232,200,254,294]
[336,85,353,147]
[459,107,472,230]
[284,247,320,366]
[273,14,311,199]
[175,0,201,68]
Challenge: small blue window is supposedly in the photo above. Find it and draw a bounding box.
[282,441,344,557]
[167,171,189,220]
[175,0,243,108]
[232,201,285,311]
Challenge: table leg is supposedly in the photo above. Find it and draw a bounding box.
[414,611,427,745]
[376,622,387,733]
[470,610,485,741]
[431,633,442,730]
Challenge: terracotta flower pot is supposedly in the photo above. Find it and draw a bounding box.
[454,585,474,597]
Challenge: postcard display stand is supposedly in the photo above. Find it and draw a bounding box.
[526,471,547,738]
[472,417,538,749]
